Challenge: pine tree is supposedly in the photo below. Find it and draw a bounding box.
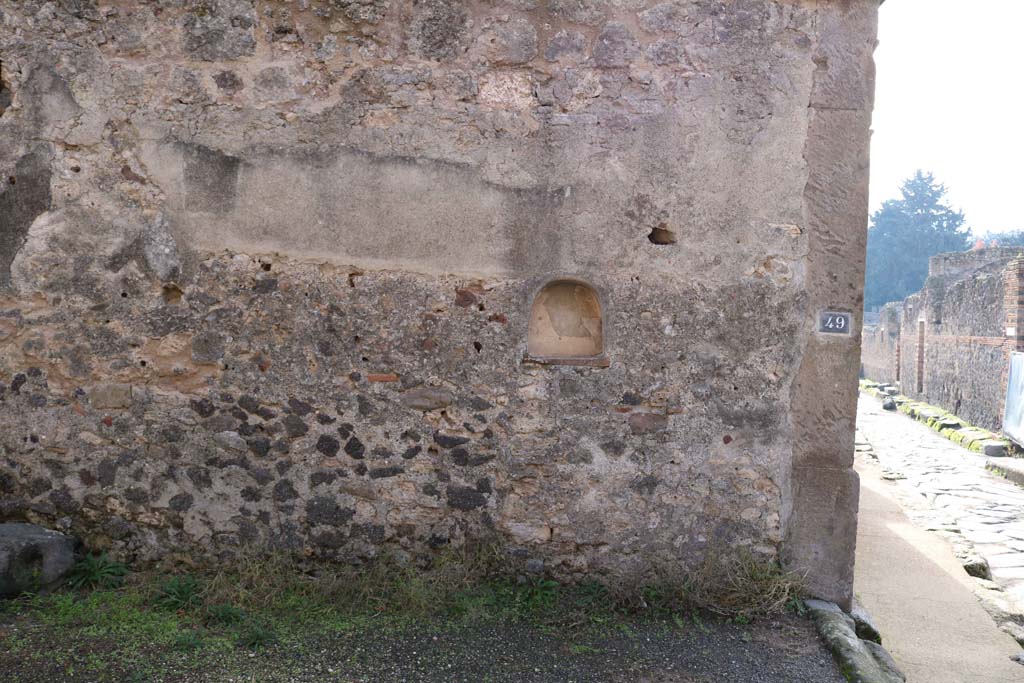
[864,171,969,310]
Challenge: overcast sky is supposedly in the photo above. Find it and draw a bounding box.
[870,0,1024,235]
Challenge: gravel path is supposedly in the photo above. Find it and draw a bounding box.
[0,611,844,683]
[263,617,845,683]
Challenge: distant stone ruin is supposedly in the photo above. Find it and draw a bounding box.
[0,0,878,608]
[862,248,1024,433]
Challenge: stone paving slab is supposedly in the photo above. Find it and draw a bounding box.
[859,382,1012,456]
[855,456,1023,682]
[856,394,1024,654]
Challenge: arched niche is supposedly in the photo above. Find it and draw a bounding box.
[527,280,605,364]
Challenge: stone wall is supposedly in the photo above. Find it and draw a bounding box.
[860,303,900,385]
[0,0,878,607]
[861,250,1024,431]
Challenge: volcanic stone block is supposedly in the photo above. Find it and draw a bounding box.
[0,523,76,596]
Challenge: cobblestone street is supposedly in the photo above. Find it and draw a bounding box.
[856,395,1024,632]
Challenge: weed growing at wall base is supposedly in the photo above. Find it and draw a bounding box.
[190,545,805,626]
[67,553,129,590]
[0,547,815,683]
[152,576,203,612]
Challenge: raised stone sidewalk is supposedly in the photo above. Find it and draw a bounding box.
[855,450,1023,682]
[857,393,1024,658]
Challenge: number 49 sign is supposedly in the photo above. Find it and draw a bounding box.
[819,311,853,335]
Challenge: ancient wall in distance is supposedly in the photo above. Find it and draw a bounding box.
[861,249,1024,431]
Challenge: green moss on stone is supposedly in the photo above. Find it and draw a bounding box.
[861,387,1013,455]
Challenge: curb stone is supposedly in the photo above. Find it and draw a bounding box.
[961,555,992,580]
[805,599,905,683]
[858,382,1012,456]
[986,458,1024,489]
[850,599,882,645]
[1001,621,1024,648]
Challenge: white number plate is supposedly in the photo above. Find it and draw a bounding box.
[819,311,852,335]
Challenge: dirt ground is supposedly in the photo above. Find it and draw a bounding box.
[1,607,842,683]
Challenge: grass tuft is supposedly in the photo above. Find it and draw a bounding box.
[67,553,129,591]
[233,620,277,650]
[203,603,247,627]
[171,628,205,652]
[152,576,203,612]
[684,550,806,619]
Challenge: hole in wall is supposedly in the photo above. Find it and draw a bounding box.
[161,284,183,305]
[8,176,15,185]
[647,225,677,245]
[527,280,603,359]
[473,341,482,353]
[261,262,272,271]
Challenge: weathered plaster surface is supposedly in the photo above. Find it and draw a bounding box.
[0,0,876,601]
